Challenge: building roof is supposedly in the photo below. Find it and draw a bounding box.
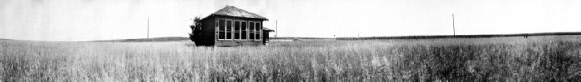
[202,6,268,21]
[263,27,274,32]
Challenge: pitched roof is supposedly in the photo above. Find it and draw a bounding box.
[205,6,268,20]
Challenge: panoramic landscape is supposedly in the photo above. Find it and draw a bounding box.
[2,0,581,81]
[2,35,581,81]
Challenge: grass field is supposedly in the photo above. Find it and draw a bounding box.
[1,36,581,81]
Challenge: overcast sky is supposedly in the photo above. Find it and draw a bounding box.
[1,0,581,41]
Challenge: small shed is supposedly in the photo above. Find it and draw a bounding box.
[262,27,275,45]
[191,6,273,46]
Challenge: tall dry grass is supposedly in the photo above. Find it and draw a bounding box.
[1,37,581,81]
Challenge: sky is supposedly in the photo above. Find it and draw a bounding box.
[1,0,581,41]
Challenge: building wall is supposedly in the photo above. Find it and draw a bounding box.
[195,15,268,46]
[216,40,262,47]
[195,17,216,46]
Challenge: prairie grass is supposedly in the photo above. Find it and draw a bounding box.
[1,36,581,81]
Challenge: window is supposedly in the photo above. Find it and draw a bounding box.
[226,20,232,39]
[218,19,225,39]
[234,21,240,39]
[217,19,262,41]
[241,21,247,39]
[255,22,261,40]
[249,22,255,39]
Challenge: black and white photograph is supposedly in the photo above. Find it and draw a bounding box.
[1,0,581,81]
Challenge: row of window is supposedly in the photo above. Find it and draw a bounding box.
[218,19,262,40]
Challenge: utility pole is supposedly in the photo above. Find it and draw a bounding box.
[452,14,456,36]
[275,20,278,38]
[147,17,150,38]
